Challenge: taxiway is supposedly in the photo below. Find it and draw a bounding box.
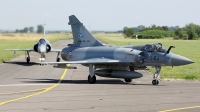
[0,39,200,112]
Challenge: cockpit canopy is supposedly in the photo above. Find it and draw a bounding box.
[39,39,46,44]
[143,43,166,53]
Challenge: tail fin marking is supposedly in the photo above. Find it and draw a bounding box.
[68,15,103,47]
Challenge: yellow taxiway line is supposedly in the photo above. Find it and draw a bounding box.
[159,105,200,112]
[0,64,70,106]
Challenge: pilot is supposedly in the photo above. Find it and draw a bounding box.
[155,44,160,51]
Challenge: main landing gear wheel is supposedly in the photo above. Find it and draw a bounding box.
[56,52,60,62]
[56,58,60,62]
[152,80,159,85]
[124,78,132,82]
[26,57,30,64]
[88,75,96,84]
[25,51,30,64]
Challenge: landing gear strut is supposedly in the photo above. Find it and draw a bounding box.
[88,64,96,84]
[152,66,161,85]
[25,51,30,64]
[39,54,45,66]
[124,66,134,82]
[56,52,60,62]
[40,54,45,62]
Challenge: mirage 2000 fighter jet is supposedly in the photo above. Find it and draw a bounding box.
[6,25,61,64]
[43,15,194,85]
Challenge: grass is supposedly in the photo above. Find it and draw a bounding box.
[94,33,200,80]
[0,33,72,63]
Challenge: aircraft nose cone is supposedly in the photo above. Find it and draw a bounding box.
[171,54,194,66]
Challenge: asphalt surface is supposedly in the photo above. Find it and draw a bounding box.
[0,39,200,112]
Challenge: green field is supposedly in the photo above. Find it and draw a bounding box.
[0,33,71,63]
[94,34,200,80]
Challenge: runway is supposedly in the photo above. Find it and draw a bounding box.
[0,39,200,112]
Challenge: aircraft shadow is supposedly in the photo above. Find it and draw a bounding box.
[22,78,130,85]
[3,61,39,66]
[21,78,155,85]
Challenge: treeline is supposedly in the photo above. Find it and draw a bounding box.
[123,23,200,40]
[15,27,34,33]
[15,25,44,33]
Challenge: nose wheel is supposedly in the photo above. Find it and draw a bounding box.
[39,54,46,66]
[152,79,159,85]
[40,54,45,62]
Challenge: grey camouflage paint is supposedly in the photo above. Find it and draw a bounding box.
[56,15,194,82]
[60,15,194,67]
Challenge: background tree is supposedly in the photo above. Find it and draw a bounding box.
[37,25,44,33]
[123,27,128,31]
[123,27,135,37]
[162,26,168,31]
[23,27,29,33]
[184,23,198,39]
[29,27,34,33]
[15,29,19,33]
[174,28,184,39]
[138,25,145,30]
[151,24,156,30]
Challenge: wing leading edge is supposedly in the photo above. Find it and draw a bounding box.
[42,58,132,65]
[50,48,62,52]
[5,49,34,52]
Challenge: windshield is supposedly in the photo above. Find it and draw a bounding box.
[39,39,46,45]
[144,43,166,53]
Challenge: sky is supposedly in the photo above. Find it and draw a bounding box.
[0,0,200,31]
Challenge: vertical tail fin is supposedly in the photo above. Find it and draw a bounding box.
[68,15,103,47]
[43,23,46,39]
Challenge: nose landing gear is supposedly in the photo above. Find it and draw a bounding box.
[39,54,46,66]
[152,66,161,85]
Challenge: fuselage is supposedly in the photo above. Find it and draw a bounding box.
[61,43,193,67]
[34,38,51,54]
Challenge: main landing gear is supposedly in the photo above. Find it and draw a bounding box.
[124,66,134,83]
[152,66,161,85]
[87,64,96,84]
[56,52,60,62]
[25,51,30,64]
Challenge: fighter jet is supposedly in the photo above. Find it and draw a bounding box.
[44,15,194,85]
[5,25,61,64]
